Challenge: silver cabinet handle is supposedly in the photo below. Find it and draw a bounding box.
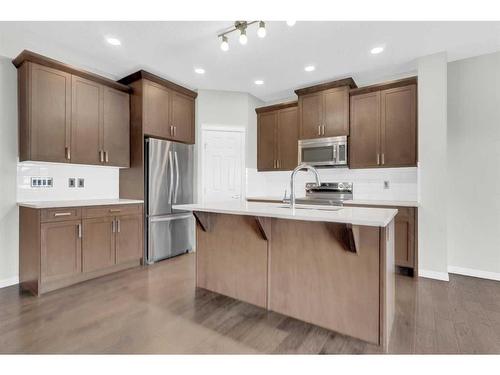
[377,153,380,165]
[105,151,109,163]
[173,151,179,203]
[112,220,116,233]
[109,209,121,213]
[168,151,174,204]
[381,153,385,165]
[65,146,71,160]
[77,223,82,238]
[322,125,325,135]
[54,212,72,217]
[99,150,103,163]
[174,126,177,137]
[117,219,121,233]
[318,125,321,136]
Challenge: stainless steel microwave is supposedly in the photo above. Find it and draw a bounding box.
[298,136,348,167]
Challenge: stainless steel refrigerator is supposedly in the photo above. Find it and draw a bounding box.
[145,138,194,264]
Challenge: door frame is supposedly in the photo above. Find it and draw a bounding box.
[200,124,246,204]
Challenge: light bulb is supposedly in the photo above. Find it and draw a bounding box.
[257,21,266,38]
[370,46,384,54]
[239,29,248,45]
[220,36,229,51]
[254,80,264,85]
[286,20,296,27]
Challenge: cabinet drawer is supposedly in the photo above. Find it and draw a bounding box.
[83,204,142,218]
[41,207,82,222]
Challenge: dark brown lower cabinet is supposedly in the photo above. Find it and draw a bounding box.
[19,204,143,295]
[343,204,417,273]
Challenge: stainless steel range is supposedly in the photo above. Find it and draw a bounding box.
[292,182,353,206]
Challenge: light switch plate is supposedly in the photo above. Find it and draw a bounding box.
[68,178,76,188]
[31,177,53,188]
[77,178,85,188]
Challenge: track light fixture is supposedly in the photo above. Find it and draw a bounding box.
[218,21,266,51]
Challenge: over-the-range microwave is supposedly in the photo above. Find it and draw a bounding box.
[298,136,348,167]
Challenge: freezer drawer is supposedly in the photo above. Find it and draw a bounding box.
[147,213,194,263]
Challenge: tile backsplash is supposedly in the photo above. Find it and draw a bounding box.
[246,167,418,201]
[17,162,119,202]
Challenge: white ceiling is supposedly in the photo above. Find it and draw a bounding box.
[1,21,500,102]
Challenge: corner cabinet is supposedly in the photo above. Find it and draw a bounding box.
[295,78,356,140]
[19,203,144,296]
[256,102,299,171]
[349,79,417,169]
[119,70,197,144]
[14,50,131,167]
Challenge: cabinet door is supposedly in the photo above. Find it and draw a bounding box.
[394,207,415,268]
[29,63,71,163]
[277,107,299,170]
[171,92,195,144]
[103,87,130,167]
[115,215,143,264]
[82,217,115,273]
[143,80,171,139]
[41,220,81,283]
[349,92,381,168]
[299,92,323,139]
[323,86,350,136]
[380,85,417,167]
[71,76,102,165]
[257,111,277,171]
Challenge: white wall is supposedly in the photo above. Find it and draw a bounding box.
[417,52,449,281]
[17,163,119,202]
[0,56,19,287]
[247,167,418,202]
[447,51,500,280]
[194,89,263,202]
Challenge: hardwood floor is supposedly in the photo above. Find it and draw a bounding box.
[1,252,500,354]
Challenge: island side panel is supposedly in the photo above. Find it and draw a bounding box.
[195,213,268,309]
[269,219,381,344]
[379,219,396,350]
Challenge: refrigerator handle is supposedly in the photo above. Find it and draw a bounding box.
[173,151,180,203]
[168,151,174,204]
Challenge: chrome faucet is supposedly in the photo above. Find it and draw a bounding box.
[289,164,321,209]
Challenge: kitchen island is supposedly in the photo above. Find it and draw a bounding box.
[174,201,397,349]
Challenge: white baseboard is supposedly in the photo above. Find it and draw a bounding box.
[418,269,450,281]
[0,276,19,289]
[448,266,500,281]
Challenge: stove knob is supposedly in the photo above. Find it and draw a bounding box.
[338,183,344,190]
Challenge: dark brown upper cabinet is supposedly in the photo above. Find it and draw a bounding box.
[256,102,298,171]
[295,78,356,140]
[118,70,197,144]
[13,50,131,168]
[349,78,417,169]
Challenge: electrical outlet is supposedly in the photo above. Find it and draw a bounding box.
[68,178,76,188]
[30,177,53,188]
[77,178,85,188]
[384,181,390,189]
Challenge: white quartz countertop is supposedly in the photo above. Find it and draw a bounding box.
[246,196,419,208]
[174,202,397,227]
[18,199,144,209]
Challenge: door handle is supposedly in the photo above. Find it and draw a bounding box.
[112,220,116,233]
[173,151,179,203]
[54,212,72,217]
[381,153,385,165]
[322,125,325,135]
[104,151,109,163]
[174,126,177,137]
[99,150,104,163]
[117,219,121,233]
[377,153,380,165]
[318,125,321,136]
[77,223,82,238]
[65,146,71,160]
[168,151,174,204]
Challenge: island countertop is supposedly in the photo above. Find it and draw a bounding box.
[174,201,397,227]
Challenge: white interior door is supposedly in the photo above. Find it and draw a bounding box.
[202,128,245,203]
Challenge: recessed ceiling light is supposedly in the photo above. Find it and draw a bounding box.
[254,80,264,85]
[370,46,384,55]
[286,20,296,27]
[304,65,315,72]
[194,68,205,74]
[105,37,121,46]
